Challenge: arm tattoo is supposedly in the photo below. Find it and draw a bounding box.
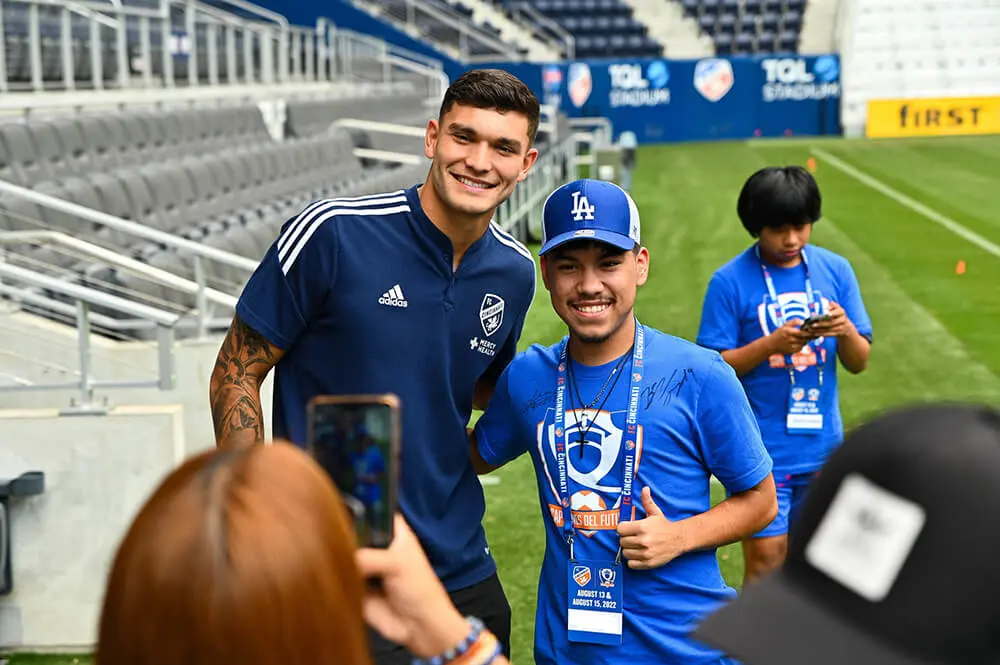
[210,316,280,447]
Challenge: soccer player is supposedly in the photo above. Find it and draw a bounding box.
[696,166,873,584]
[208,69,541,663]
[469,179,778,664]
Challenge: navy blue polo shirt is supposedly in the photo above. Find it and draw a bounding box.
[236,185,536,590]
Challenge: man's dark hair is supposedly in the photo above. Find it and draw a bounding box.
[439,68,541,146]
[736,166,822,237]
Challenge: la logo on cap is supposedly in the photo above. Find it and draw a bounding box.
[571,190,595,222]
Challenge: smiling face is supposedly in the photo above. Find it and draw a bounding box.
[424,103,538,221]
[541,240,649,351]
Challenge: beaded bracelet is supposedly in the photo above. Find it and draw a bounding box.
[413,616,502,665]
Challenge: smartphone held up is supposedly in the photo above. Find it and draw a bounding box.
[307,394,401,548]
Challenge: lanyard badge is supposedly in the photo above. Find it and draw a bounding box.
[553,321,644,645]
[757,246,827,435]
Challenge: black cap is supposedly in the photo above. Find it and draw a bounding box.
[695,403,1000,665]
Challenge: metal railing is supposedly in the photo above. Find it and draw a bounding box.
[0,229,237,336]
[0,178,254,337]
[506,2,575,60]
[566,116,614,174]
[332,118,428,166]
[0,0,449,97]
[0,261,177,413]
[353,0,521,63]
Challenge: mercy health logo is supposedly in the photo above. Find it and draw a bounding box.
[608,61,671,108]
[469,336,497,358]
[761,56,841,102]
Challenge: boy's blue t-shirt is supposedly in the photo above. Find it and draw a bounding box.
[476,326,772,665]
[697,244,873,475]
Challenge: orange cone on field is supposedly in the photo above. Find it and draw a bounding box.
[955,260,967,275]
[806,157,817,172]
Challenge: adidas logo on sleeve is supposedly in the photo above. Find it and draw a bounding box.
[378,284,408,308]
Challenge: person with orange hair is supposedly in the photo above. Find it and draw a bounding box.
[95,443,507,665]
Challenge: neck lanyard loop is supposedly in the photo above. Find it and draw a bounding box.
[553,321,645,560]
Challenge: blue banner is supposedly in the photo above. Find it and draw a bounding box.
[472,55,842,144]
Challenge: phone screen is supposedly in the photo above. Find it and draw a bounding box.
[308,398,397,547]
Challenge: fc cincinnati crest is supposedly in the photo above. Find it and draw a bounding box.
[693,58,734,102]
[479,293,504,337]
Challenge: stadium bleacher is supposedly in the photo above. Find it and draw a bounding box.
[0,94,431,313]
[680,0,808,54]
[501,0,664,59]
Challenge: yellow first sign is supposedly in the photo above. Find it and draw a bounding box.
[866,97,1000,138]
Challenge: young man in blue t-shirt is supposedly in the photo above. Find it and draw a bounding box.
[208,69,541,663]
[696,166,873,584]
[470,179,778,664]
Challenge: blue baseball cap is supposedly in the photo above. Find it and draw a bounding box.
[540,179,640,255]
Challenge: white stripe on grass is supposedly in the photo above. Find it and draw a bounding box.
[821,216,1000,396]
[811,148,1000,261]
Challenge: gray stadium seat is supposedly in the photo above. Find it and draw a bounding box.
[0,122,45,185]
[113,113,151,163]
[94,115,133,169]
[49,117,90,174]
[154,111,186,161]
[139,163,198,232]
[117,170,160,229]
[29,121,74,179]
[34,176,103,238]
[74,115,119,170]
[0,194,45,232]
[0,138,16,183]
[244,215,277,257]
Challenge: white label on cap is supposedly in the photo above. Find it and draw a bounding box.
[804,473,925,602]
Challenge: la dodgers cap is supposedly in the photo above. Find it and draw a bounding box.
[695,403,1000,665]
[540,179,640,255]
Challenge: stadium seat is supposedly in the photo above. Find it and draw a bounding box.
[518,0,662,57]
[681,0,807,53]
[714,32,734,54]
[735,31,755,53]
[0,91,444,328]
[778,29,798,52]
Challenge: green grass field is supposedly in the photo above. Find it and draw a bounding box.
[482,134,1000,665]
[7,135,1000,665]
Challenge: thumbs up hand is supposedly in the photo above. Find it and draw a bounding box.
[616,487,688,570]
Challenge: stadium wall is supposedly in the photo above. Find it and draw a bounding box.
[471,54,843,144]
[0,405,186,649]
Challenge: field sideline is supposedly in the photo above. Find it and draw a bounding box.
[6,135,1000,665]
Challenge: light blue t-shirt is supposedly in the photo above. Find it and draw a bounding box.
[696,244,873,476]
[475,325,772,665]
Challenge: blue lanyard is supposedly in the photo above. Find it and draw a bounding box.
[553,321,644,560]
[756,245,824,383]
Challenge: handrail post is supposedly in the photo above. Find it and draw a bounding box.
[65,299,108,415]
[194,255,208,340]
[161,0,175,87]
[156,325,176,391]
[0,1,8,94]
[186,0,198,86]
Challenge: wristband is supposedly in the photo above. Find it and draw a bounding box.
[413,616,501,665]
